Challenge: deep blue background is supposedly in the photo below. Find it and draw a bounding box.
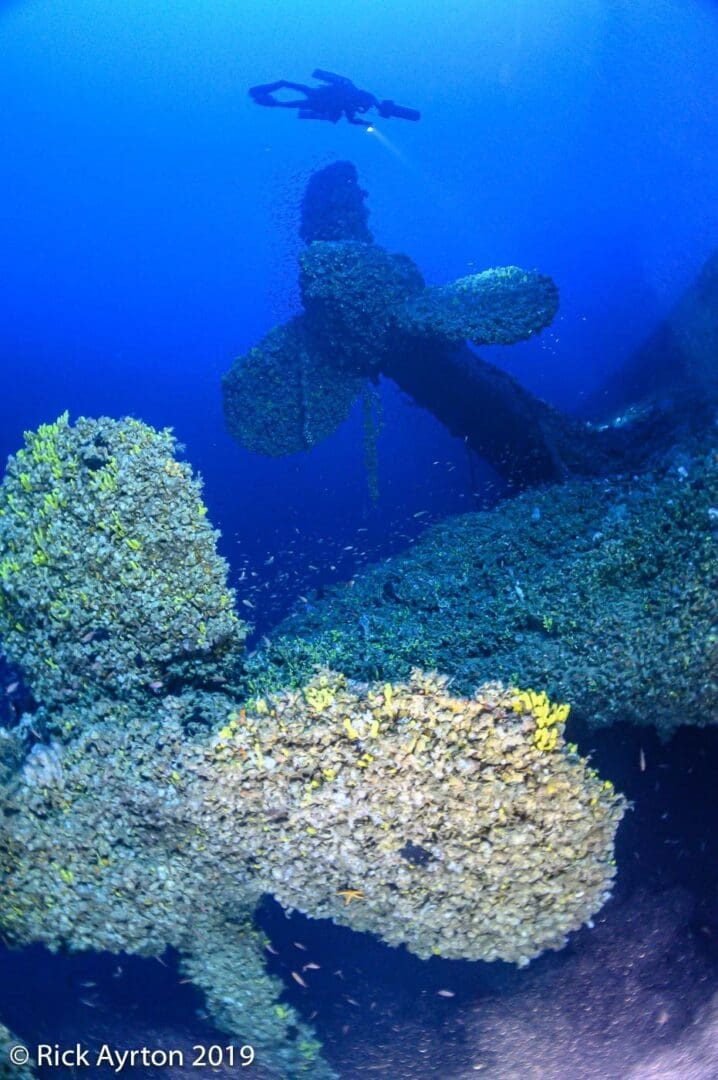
[1,0,718,631]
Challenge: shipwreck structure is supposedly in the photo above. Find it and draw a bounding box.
[223,162,718,487]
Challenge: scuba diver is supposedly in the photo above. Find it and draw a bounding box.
[249,69,421,128]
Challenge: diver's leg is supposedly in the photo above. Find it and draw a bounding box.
[249,81,312,107]
[249,80,311,96]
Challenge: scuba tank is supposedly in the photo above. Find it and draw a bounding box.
[377,99,421,121]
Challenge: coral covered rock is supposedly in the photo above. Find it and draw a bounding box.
[0,414,246,710]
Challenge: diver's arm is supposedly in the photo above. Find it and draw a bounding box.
[377,99,421,121]
[312,69,353,86]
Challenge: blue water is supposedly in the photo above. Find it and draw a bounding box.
[2,1,718,1076]
[2,0,718,634]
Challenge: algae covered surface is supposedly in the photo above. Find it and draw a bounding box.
[201,672,624,966]
[0,414,247,709]
[243,433,718,738]
[222,317,366,458]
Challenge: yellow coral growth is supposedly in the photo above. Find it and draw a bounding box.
[511,688,570,752]
[303,676,336,713]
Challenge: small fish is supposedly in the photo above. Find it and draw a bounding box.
[148,680,164,691]
[639,747,646,772]
[80,631,97,644]
[264,556,275,565]
[265,943,279,955]
[79,998,98,1008]
[5,681,19,694]
[437,989,455,998]
[413,511,428,518]
[293,941,307,951]
[291,971,308,988]
[344,996,360,1007]
[242,599,255,609]
[79,980,97,989]
[302,962,320,972]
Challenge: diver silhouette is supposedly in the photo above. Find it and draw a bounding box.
[249,69,421,128]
